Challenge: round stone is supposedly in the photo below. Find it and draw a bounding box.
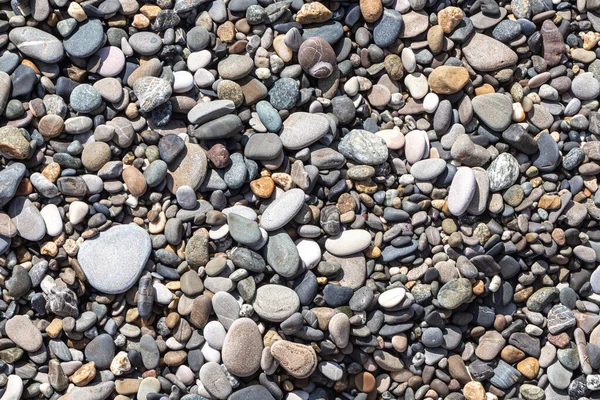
[298,37,337,79]
[253,284,300,322]
[70,84,102,113]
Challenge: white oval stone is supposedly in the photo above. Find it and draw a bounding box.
[296,239,321,269]
[404,73,429,99]
[173,70,194,93]
[378,287,407,308]
[448,167,477,216]
[325,230,371,257]
[404,130,428,164]
[40,204,63,237]
[69,201,89,225]
[423,92,440,113]
[1,375,23,400]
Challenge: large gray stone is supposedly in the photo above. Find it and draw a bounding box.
[77,225,152,294]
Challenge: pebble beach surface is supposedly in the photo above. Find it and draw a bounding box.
[1,0,600,399]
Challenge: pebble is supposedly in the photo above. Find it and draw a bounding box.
[472,93,513,131]
[253,284,300,322]
[77,225,152,294]
[260,188,305,231]
[448,167,477,216]
[325,230,371,256]
[280,112,330,150]
[0,0,597,398]
[5,316,43,352]
[222,318,263,377]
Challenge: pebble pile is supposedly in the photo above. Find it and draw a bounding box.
[2,0,600,398]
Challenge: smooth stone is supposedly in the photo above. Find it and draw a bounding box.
[324,252,366,290]
[85,334,115,370]
[462,33,518,71]
[572,72,600,100]
[228,386,275,400]
[166,143,208,193]
[77,225,151,294]
[9,27,64,63]
[325,230,371,256]
[261,188,305,230]
[253,284,300,322]
[228,213,262,245]
[70,84,102,113]
[374,9,403,47]
[0,163,26,207]
[5,316,43,352]
[244,133,283,160]
[404,130,428,164]
[129,32,163,55]
[222,318,263,377]
[0,375,23,400]
[265,229,300,278]
[280,112,330,150]
[192,114,243,139]
[448,167,476,216]
[217,54,254,80]
[58,381,115,400]
[88,46,125,77]
[9,197,46,241]
[40,204,63,236]
[472,93,513,131]
[63,19,105,58]
[410,159,447,180]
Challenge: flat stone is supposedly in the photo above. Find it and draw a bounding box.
[9,197,46,242]
[463,33,518,71]
[253,284,300,322]
[5,316,43,352]
[410,158,447,180]
[9,27,64,63]
[222,318,263,377]
[188,100,236,124]
[63,19,104,58]
[472,93,513,131]
[270,340,317,378]
[324,251,366,290]
[85,334,115,370]
[261,188,305,230]
[265,229,300,278]
[325,230,371,256]
[166,143,208,193]
[77,225,152,294]
[280,112,330,150]
[218,54,253,80]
